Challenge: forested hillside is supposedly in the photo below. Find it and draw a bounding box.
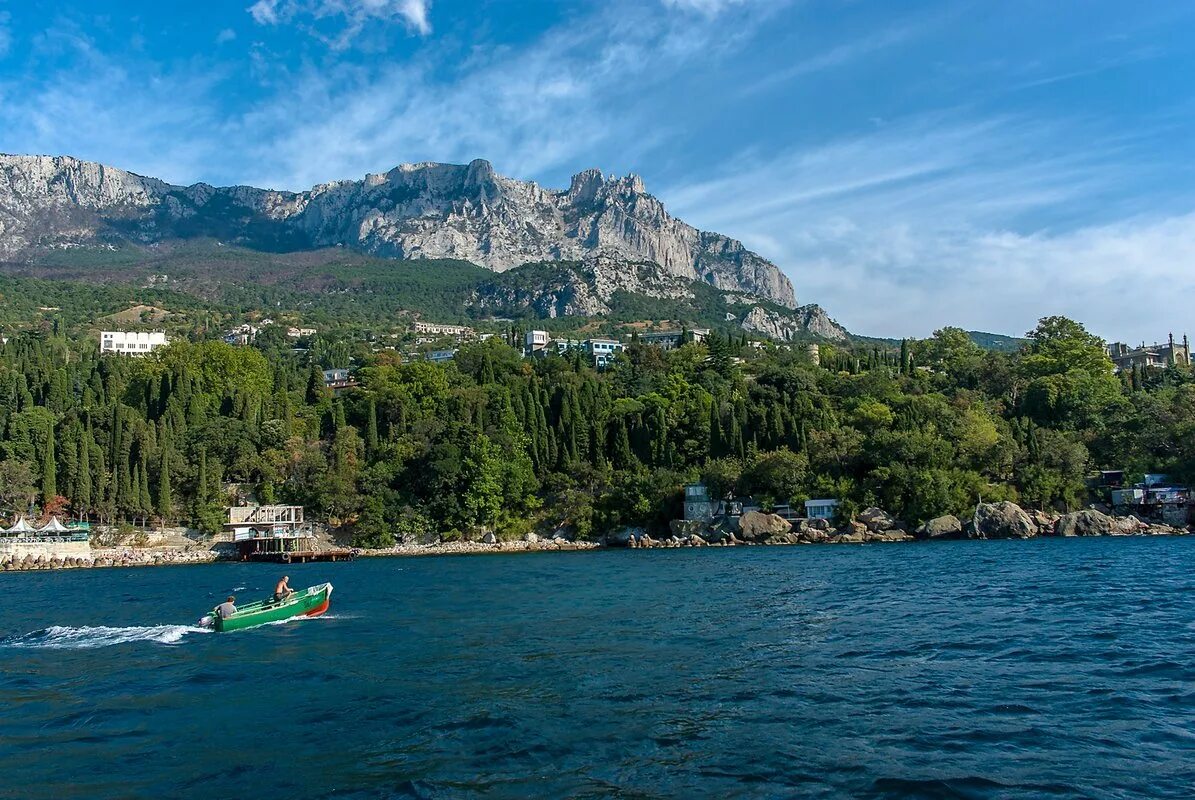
[1,316,1191,545]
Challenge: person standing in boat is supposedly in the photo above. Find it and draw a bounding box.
[273,576,295,603]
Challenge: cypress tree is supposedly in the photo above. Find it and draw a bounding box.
[156,451,172,521]
[198,447,209,503]
[366,398,379,453]
[139,454,152,517]
[41,425,57,501]
[708,400,723,458]
[78,436,92,515]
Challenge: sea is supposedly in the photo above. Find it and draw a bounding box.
[1,537,1192,799]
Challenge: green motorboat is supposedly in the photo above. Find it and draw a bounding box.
[200,582,333,632]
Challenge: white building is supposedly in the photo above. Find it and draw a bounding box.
[525,330,551,354]
[586,338,625,368]
[99,330,169,355]
[805,498,839,521]
[413,321,473,338]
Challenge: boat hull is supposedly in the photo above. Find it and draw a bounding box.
[214,583,333,632]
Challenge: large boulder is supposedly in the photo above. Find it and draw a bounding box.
[1053,509,1113,537]
[838,520,867,538]
[915,515,964,540]
[481,531,498,544]
[972,502,1037,539]
[857,507,902,533]
[738,511,792,543]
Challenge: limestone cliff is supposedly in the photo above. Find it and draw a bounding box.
[0,154,797,307]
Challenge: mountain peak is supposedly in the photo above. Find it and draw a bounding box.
[0,153,798,308]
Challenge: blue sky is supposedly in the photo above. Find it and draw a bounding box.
[1,0,1194,341]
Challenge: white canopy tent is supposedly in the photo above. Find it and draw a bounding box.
[4,517,34,533]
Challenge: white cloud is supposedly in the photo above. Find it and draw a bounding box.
[661,0,747,14]
[216,28,237,44]
[231,2,762,188]
[663,114,1194,341]
[249,0,432,39]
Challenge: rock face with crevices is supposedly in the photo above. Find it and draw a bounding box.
[0,154,798,307]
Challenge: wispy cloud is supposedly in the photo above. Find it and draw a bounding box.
[660,0,748,14]
[663,113,1193,340]
[0,1,771,189]
[248,0,432,40]
[227,2,779,188]
[743,21,927,96]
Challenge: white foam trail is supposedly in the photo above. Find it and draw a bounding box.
[3,624,211,649]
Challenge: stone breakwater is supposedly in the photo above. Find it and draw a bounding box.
[1,547,218,572]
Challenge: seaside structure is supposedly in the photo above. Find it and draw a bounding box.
[1107,334,1190,372]
[224,505,352,563]
[99,330,169,355]
[684,483,718,521]
[805,498,840,521]
[1109,473,1191,526]
[0,516,90,561]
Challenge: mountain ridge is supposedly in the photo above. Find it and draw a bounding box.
[0,153,797,308]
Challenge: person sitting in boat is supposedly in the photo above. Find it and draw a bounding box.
[216,596,237,619]
[273,576,295,603]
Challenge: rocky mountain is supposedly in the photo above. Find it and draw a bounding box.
[466,256,848,340]
[0,154,796,308]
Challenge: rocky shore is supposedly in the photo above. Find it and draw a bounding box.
[356,535,603,558]
[1,502,1186,572]
[636,501,1189,549]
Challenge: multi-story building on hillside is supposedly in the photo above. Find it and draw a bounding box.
[99,330,169,355]
[413,321,474,338]
[637,328,711,351]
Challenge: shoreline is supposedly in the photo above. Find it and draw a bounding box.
[1,525,1188,573]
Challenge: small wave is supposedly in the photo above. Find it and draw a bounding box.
[2,624,210,649]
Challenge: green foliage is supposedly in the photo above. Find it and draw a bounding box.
[0,312,1186,536]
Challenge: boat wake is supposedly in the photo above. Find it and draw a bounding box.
[2,624,212,650]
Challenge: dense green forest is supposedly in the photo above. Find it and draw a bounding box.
[1,314,1192,546]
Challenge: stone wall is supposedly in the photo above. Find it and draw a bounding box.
[0,539,91,561]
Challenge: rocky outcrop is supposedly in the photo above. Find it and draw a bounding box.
[971,501,1038,539]
[1053,509,1114,537]
[857,507,901,533]
[737,303,849,342]
[737,511,792,543]
[0,155,797,307]
[915,515,964,540]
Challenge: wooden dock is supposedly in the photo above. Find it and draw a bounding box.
[240,548,355,564]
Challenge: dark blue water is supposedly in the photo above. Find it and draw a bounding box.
[2,538,1193,799]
